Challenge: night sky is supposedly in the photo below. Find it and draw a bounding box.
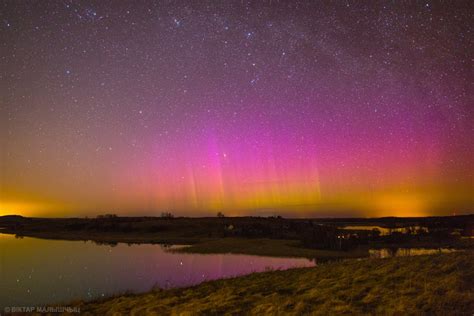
[1,1,472,217]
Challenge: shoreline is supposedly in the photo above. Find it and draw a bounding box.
[2,215,472,259]
[0,231,369,259]
[65,251,474,315]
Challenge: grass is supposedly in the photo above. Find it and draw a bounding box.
[68,251,473,315]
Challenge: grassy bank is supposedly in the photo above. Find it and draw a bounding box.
[69,252,473,315]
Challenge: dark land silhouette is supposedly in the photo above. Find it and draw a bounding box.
[1,214,472,258]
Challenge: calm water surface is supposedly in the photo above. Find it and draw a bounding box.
[341,225,428,235]
[369,247,458,258]
[0,234,314,307]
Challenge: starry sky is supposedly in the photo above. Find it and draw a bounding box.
[1,1,473,217]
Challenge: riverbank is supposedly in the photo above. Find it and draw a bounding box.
[68,251,473,315]
[0,231,367,259]
[171,237,369,259]
[2,215,472,260]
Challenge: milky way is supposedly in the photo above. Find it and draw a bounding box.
[1,1,472,217]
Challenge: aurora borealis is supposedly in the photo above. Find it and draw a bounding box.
[1,1,472,217]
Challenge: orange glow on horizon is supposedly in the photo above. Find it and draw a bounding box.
[371,193,429,217]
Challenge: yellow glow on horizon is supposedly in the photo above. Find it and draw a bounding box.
[0,200,62,217]
[0,201,38,217]
[0,183,469,218]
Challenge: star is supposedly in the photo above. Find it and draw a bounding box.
[1,0,471,217]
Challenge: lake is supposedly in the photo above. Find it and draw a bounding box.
[369,247,458,258]
[341,225,428,235]
[0,234,315,307]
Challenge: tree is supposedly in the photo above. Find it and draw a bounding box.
[217,212,225,218]
[97,214,118,219]
[161,212,174,219]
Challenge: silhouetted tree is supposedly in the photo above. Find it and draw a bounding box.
[97,214,118,219]
[161,212,174,219]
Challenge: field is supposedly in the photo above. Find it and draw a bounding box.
[68,251,473,315]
